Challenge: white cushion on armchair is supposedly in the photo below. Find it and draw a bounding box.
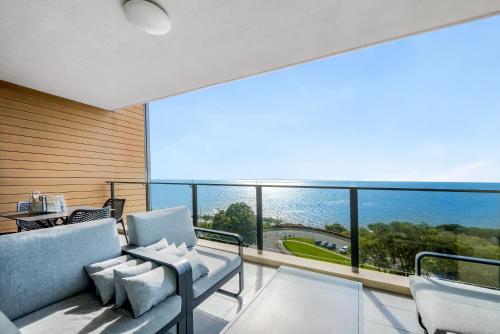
[127,206,197,248]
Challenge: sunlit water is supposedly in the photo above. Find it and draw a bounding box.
[151,180,500,229]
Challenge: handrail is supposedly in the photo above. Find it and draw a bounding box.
[105,180,500,193]
[108,179,500,275]
[415,251,500,276]
[194,227,243,257]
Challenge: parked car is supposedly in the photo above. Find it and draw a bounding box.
[339,245,349,254]
[326,243,336,250]
[315,240,322,245]
[321,241,328,247]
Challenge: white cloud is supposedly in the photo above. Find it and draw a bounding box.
[384,159,500,182]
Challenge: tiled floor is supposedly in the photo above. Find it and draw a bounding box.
[117,236,422,333]
[194,262,424,334]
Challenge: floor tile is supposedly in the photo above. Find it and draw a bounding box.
[212,322,228,334]
[189,261,422,334]
[196,293,238,321]
[364,320,417,334]
[364,288,417,312]
[363,301,423,333]
[217,300,246,323]
[194,312,223,334]
[243,262,277,278]
[217,263,276,304]
[220,273,254,291]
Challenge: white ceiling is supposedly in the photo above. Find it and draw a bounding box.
[0,0,499,110]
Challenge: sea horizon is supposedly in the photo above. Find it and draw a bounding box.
[150,179,500,229]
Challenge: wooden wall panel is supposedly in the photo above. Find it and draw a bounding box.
[0,81,147,233]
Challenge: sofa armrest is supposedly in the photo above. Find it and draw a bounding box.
[194,227,243,257]
[122,246,193,324]
[415,251,500,276]
[0,310,21,334]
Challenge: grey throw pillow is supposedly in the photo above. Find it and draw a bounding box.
[90,259,142,304]
[85,255,133,276]
[183,250,209,282]
[123,266,177,318]
[113,261,158,308]
[145,238,168,251]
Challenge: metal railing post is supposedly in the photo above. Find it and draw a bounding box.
[350,187,360,273]
[145,183,151,211]
[191,184,198,226]
[110,181,115,200]
[256,185,263,254]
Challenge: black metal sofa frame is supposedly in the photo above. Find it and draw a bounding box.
[124,227,244,334]
[192,227,244,304]
[122,247,193,334]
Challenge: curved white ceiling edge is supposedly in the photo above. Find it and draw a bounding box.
[0,0,499,110]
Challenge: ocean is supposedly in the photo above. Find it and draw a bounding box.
[151,180,500,229]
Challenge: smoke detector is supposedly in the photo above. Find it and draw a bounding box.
[123,0,171,35]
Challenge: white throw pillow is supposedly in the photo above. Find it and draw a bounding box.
[182,250,209,282]
[145,238,168,251]
[174,242,188,256]
[157,242,188,257]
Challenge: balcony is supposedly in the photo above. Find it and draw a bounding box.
[2,2,500,333]
[117,221,426,334]
[109,180,500,297]
[108,180,500,334]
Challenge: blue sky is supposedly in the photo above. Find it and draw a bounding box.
[149,16,500,182]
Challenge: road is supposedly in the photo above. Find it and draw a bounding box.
[263,228,350,252]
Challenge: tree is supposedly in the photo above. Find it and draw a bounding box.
[325,223,349,237]
[212,202,257,245]
[359,221,499,287]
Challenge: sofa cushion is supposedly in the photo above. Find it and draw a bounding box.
[90,260,143,305]
[409,275,500,334]
[114,261,158,308]
[127,206,197,248]
[192,246,241,298]
[123,266,178,318]
[0,219,121,320]
[13,292,181,334]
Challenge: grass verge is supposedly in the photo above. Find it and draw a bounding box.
[283,239,351,266]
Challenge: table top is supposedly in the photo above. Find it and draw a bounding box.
[0,206,99,222]
[221,266,363,334]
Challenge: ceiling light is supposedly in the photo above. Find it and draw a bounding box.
[123,0,171,35]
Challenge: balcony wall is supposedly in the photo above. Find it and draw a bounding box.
[0,81,147,233]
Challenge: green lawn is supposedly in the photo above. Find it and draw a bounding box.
[283,239,351,265]
[285,236,315,244]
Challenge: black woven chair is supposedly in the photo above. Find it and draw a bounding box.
[64,207,111,225]
[16,201,52,232]
[103,198,127,243]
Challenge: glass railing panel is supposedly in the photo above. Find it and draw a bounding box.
[196,185,257,246]
[262,187,351,267]
[151,184,192,211]
[358,190,500,287]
